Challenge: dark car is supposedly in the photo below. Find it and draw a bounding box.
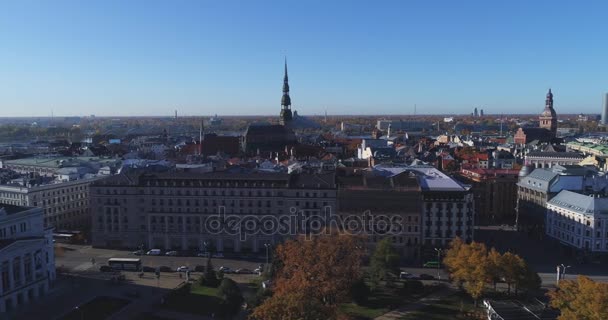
[418,273,435,280]
[142,266,155,272]
[235,268,252,274]
[159,266,173,272]
[194,265,206,272]
[99,265,113,272]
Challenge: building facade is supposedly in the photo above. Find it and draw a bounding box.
[546,190,608,254]
[90,171,337,252]
[457,168,518,225]
[0,205,55,312]
[525,151,584,169]
[0,177,101,230]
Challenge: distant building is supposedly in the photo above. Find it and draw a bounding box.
[376,120,432,132]
[0,205,56,312]
[539,89,557,137]
[513,89,558,145]
[546,190,608,254]
[601,93,608,126]
[474,107,479,117]
[525,151,585,169]
[242,124,297,155]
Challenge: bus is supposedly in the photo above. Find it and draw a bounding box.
[107,258,142,271]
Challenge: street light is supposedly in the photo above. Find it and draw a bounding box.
[434,248,443,280]
[560,264,571,280]
[264,243,271,268]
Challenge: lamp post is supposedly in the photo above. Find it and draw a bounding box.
[434,248,443,280]
[264,243,271,268]
[556,265,561,286]
[560,264,571,280]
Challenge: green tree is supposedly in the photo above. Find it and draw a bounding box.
[217,278,244,317]
[350,278,370,305]
[369,238,400,289]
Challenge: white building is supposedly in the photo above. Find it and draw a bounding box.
[0,176,102,230]
[0,205,55,312]
[546,190,608,253]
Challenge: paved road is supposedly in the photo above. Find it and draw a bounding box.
[56,244,262,274]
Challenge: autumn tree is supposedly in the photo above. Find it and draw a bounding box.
[500,252,525,294]
[548,275,608,320]
[251,232,364,320]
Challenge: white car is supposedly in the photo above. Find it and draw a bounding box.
[165,251,178,256]
[176,266,189,272]
[219,266,232,273]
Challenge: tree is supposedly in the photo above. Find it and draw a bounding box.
[217,278,244,317]
[369,238,400,289]
[486,248,503,291]
[516,263,541,294]
[251,232,364,320]
[200,257,219,287]
[500,252,525,294]
[548,275,608,320]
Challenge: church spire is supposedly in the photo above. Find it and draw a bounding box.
[280,57,293,125]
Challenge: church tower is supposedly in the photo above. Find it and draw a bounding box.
[539,89,557,137]
[279,59,293,125]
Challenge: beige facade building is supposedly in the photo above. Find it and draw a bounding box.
[90,171,337,252]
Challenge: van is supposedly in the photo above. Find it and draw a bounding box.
[147,249,161,256]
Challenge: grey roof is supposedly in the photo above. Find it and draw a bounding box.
[548,190,608,216]
[516,168,558,192]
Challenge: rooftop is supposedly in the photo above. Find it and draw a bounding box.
[548,190,608,216]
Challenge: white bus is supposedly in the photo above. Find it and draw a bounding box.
[107,258,142,271]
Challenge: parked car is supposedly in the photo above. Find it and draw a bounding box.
[165,251,178,256]
[212,253,224,258]
[194,265,206,272]
[131,250,144,256]
[399,272,415,279]
[142,266,155,272]
[235,268,252,274]
[176,266,189,272]
[418,273,435,280]
[219,266,232,273]
[197,252,210,258]
[146,249,161,256]
[253,267,263,274]
[99,265,113,272]
[423,261,440,268]
[159,266,173,272]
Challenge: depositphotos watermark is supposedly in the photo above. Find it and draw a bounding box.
[201,206,404,241]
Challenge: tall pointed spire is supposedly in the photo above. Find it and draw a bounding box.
[280,57,293,125]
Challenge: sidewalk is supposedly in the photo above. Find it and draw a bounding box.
[374,287,453,320]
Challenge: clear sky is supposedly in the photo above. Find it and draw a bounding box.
[1,0,607,117]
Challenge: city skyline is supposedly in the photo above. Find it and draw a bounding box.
[1,0,608,116]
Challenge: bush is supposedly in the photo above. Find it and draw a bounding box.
[350,278,371,305]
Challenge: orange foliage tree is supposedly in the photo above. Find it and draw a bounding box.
[251,232,364,320]
[548,275,608,320]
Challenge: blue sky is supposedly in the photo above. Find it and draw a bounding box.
[0,0,607,117]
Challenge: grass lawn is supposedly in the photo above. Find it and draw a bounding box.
[399,292,480,320]
[340,282,439,320]
[163,283,223,316]
[60,296,130,320]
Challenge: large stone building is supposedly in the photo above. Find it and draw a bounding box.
[457,168,519,225]
[372,165,475,246]
[0,205,56,312]
[525,151,585,169]
[337,171,422,260]
[546,190,608,256]
[0,177,101,230]
[90,170,336,252]
[516,165,608,237]
[539,89,558,137]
